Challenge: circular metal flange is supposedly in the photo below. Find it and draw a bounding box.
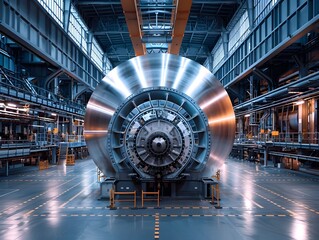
[107,87,210,179]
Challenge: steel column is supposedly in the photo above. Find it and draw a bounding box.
[264,148,268,167]
[247,0,254,30]
[6,160,9,177]
[221,30,229,59]
[87,32,93,57]
[63,0,71,32]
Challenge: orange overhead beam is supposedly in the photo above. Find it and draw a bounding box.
[168,0,192,55]
[121,0,146,56]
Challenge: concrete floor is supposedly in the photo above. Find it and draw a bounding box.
[0,157,319,240]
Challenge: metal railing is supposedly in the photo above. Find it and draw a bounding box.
[0,67,85,115]
[235,132,319,145]
[63,135,86,148]
[0,140,33,159]
[0,135,86,152]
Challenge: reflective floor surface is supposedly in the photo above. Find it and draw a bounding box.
[0,157,319,240]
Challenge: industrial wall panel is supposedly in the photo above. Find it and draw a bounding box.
[212,0,319,88]
[0,0,105,93]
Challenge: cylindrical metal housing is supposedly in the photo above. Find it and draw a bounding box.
[84,53,235,180]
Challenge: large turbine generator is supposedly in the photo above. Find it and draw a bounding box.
[84,53,235,197]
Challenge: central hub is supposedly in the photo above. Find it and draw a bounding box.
[131,118,185,169]
[146,131,171,157]
[151,137,167,153]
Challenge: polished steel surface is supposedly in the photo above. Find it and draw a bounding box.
[84,53,235,177]
[1,158,319,240]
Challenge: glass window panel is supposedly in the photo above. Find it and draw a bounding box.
[213,43,224,70]
[91,38,103,71]
[228,10,250,54]
[37,0,64,27]
[254,0,278,25]
[68,5,88,53]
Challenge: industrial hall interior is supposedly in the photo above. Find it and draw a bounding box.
[0,0,319,239]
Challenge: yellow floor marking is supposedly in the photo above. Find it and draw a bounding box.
[25,210,35,216]
[154,213,160,239]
